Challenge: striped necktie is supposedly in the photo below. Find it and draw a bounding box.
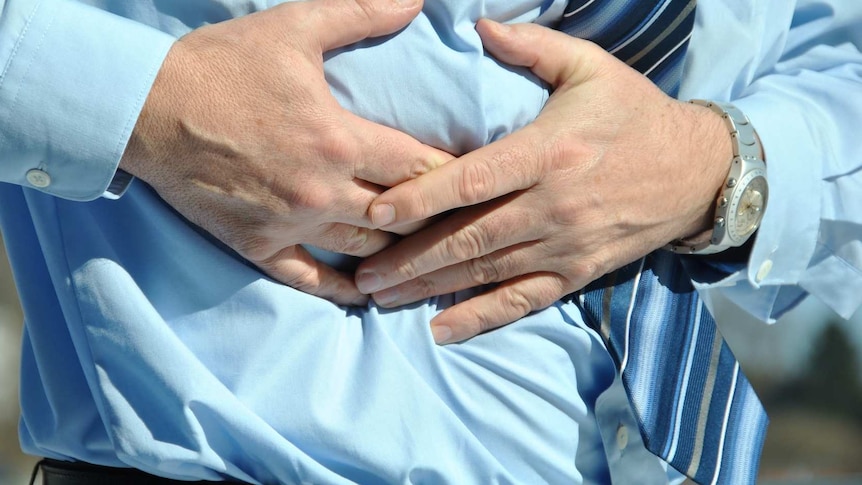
[559,2,769,484]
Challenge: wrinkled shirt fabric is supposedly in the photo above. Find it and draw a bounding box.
[0,0,860,483]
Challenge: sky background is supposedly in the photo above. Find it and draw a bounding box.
[717,294,862,380]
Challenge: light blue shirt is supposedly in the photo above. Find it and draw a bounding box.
[0,0,860,483]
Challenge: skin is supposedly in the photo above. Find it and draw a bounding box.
[120,0,733,345]
[120,0,450,306]
[356,20,734,344]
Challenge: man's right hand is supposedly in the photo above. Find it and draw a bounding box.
[120,0,448,305]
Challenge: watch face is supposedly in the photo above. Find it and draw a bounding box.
[728,171,768,242]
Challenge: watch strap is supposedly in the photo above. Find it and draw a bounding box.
[102,168,134,200]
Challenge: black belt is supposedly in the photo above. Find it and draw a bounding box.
[33,459,248,485]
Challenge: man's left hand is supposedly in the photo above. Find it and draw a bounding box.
[356,20,732,344]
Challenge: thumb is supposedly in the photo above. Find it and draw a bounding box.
[289,0,425,52]
[475,19,601,88]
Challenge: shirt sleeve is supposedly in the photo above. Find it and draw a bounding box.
[0,0,175,201]
[683,0,862,323]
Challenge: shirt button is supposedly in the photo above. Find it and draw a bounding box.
[26,169,52,188]
[755,259,773,283]
[616,424,629,450]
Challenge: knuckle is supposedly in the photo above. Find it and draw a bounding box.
[392,256,419,281]
[281,265,322,294]
[500,288,534,320]
[445,225,485,261]
[232,227,279,263]
[255,248,324,295]
[343,229,371,255]
[466,320,488,339]
[457,308,490,337]
[466,256,500,285]
[330,226,369,255]
[316,125,360,164]
[458,161,496,205]
[410,188,437,220]
[408,155,441,180]
[241,239,274,263]
[350,0,377,23]
[548,197,584,226]
[545,132,591,171]
[412,276,439,300]
[570,256,608,284]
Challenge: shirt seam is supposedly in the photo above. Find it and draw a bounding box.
[0,0,43,91]
[8,4,57,118]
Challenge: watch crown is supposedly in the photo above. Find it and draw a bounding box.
[727,178,737,188]
[715,217,726,227]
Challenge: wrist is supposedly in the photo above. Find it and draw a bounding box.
[667,100,768,255]
[674,101,735,243]
[119,40,189,186]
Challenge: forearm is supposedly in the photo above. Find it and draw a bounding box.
[0,0,174,200]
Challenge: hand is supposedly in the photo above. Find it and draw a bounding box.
[355,20,732,343]
[120,0,450,305]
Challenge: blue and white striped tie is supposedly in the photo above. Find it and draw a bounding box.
[559,0,696,96]
[560,1,769,484]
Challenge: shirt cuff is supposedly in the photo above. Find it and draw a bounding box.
[0,0,175,201]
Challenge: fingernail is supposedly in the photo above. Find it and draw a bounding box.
[371,204,395,227]
[373,287,400,306]
[431,325,454,345]
[356,271,383,294]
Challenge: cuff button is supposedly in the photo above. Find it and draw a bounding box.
[755,259,773,283]
[26,169,52,188]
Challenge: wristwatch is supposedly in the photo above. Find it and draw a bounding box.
[666,100,768,255]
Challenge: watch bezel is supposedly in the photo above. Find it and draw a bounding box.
[724,169,768,244]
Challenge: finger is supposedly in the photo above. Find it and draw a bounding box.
[310,115,451,228]
[429,274,567,344]
[370,241,543,307]
[367,127,545,228]
[475,19,601,88]
[259,245,369,306]
[349,113,454,188]
[290,0,425,53]
[313,223,397,257]
[327,177,440,235]
[381,212,447,237]
[356,194,540,294]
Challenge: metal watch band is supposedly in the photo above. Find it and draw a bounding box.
[102,168,134,200]
[666,100,765,255]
